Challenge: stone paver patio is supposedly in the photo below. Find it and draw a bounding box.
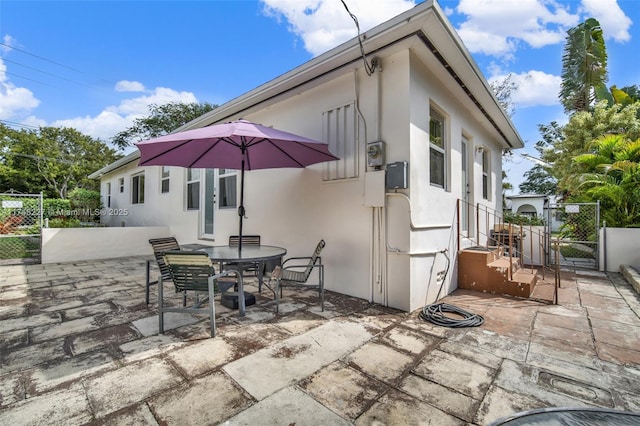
[1,256,639,425]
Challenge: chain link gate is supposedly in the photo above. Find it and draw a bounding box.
[0,191,43,265]
[545,201,600,269]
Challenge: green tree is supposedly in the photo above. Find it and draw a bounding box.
[541,101,640,196]
[573,134,640,227]
[490,74,516,118]
[559,18,608,114]
[519,164,557,195]
[0,124,121,198]
[112,102,217,149]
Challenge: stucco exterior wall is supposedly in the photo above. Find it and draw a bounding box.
[42,226,170,264]
[94,45,508,312]
[600,227,640,272]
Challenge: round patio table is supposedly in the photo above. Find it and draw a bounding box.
[198,245,286,316]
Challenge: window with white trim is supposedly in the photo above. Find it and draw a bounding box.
[161,166,170,193]
[118,177,124,193]
[186,168,200,210]
[218,169,237,208]
[482,149,491,200]
[106,182,111,208]
[131,173,145,204]
[429,107,447,188]
[322,102,358,181]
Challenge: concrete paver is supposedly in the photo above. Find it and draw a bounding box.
[227,386,351,425]
[223,320,374,400]
[1,258,639,424]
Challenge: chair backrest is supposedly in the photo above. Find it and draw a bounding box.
[149,237,180,278]
[163,250,215,293]
[302,239,325,281]
[229,235,261,246]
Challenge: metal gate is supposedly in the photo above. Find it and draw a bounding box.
[545,201,600,269]
[0,191,43,265]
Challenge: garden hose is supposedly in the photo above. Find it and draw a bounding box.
[419,250,485,328]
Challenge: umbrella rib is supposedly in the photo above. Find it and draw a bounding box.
[255,138,304,167]
[139,139,194,165]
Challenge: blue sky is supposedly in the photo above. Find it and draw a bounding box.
[0,0,638,193]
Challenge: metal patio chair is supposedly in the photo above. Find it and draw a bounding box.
[224,235,263,287]
[159,250,239,338]
[146,237,181,305]
[268,239,325,313]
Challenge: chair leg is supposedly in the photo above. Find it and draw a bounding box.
[145,260,151,305]
[158,275,164,334]
[320,265,324,312]
[208,276,216,337]
[275,278,280,314]
[183,291,187,307]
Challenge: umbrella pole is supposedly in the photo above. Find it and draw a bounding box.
[238,149,246,253]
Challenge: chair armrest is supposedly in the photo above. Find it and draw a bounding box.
[282,256,312,266]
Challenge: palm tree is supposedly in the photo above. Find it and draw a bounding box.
[560,18,608,115]
[574,134,640,227]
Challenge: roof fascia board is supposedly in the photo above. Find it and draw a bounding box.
[178,1,437,131]
[97,0,524,176]
[88,151,140,179]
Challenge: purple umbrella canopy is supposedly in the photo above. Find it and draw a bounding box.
[136,119,339,251]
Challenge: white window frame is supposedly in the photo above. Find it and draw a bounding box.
[429,106,447,189]
[186,168,200,211]
[131,173,145,204]
[160,166,170,194]
[218,169,237,209]
[106,182,111,208]
[118,177,124,193]
[482,148,491,200]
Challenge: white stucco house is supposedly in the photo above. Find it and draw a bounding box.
[507,194,549,219]
[507,193,562,232]
[89,0,524,312]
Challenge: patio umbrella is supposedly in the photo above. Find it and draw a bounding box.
[136,119,339,251]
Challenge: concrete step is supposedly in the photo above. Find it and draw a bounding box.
[511,269,538,286]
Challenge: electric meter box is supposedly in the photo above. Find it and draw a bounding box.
[386,161,408,190]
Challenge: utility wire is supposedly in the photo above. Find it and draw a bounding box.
[3,152,76,165]
[2,58,96,88]
[0,120,40,130]
[0,42,83,73]
[340,0,377,76]
[3,70,55,87]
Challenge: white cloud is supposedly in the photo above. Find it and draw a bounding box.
[52,87,198,141]
[52,111,130,141]
[0,59,41,120]
[581,0,632,42]
[455,0,579,58]
[260,0,416,56]
[115,80,146,92]
[1,35,18,54]
[491,70,562,108]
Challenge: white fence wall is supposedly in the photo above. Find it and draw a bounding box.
[600,227,640,272]
[42,226,171,264]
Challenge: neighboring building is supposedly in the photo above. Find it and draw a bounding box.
[507,194,549,219]
[89,0,524,312]
[507,193,562,232]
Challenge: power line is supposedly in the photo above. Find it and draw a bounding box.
[2,58,97,89]
[3,70,55,87]
[3,151,76,165]
[0,120,40,130]
[0,42,83,73]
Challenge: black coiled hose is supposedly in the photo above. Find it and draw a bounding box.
[419,302,484,328]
